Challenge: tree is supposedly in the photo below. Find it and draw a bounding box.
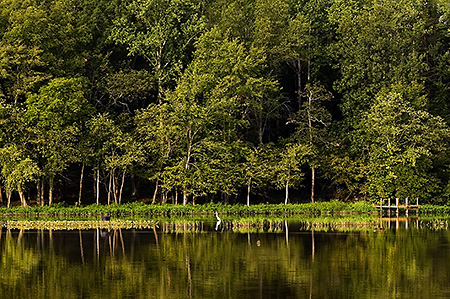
[109,0,207,103]
[103,69,155,112]
[325,154,367,200]
[0,43,48,105]
[165,27,281,203]
[87,113,143,204]
[274,143,310,204]
[0,100,40,207]
[326,0,438,200]
[0,0,96,104]
[243,144,275,206]
[0,145,39,207]
[361,89,448,201]
[25,77,94,204]
[329,0,428,126]
[290,83,332,202]
[209,0,307,143]
[104,125,144,205]
[135,102,177,203]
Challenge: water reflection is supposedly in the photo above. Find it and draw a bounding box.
[1,217,450,298]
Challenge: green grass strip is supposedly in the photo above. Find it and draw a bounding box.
[0,200,378,216]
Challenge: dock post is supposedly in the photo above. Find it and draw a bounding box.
[405,197,409,217]
[396,198,399,217]
[416,197,419,216]
[388,198,391,217]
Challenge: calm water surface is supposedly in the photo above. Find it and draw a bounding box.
[1,218,450,298]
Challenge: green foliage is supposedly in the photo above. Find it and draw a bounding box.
[273,143,310,200]
[0,0,449,206]
[0,145,39,194]
[25,77,93,130]
[109,0,207,101]
[0,201,377,216]
[330,0,428,118]
[361,89,449,201]
[325,154,367,199]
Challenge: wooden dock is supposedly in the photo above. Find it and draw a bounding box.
[374,198,419,216]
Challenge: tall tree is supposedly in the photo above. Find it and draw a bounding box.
[25,77,94,204]
[109,0,207,103]
[274,143,310,204]
[0,145,39,207]
[153,27,279,203]
[87,113,143,204]
[329,0,428,125]
[0,101,38,207]
[243,145,274,206]
[290,83,332,202]
[0,0,50,104]
[361,88,448,201]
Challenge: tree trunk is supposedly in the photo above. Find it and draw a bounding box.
[162,190,168,204]
[0,183,3,203]
[107,172,112,205]
[285,180,289,205]
[93,169,97,202]
[311,167,315,203]
[78,164,85,206]
[152,180,159,204]
[7,192,11,208]
[156,46,163,104]
[37,179,44,206]
[112,169,118,204]
[131,174,137,197]
[36,181,41,206]
[40,179,45,206]
[18,188,27,207]
[258,98,264,145]
[297,58,302,107]
[308,93,315,204]
[183,190,187,206]
[118,169,126,205]
[247,177,251,207]
[175,190,178,205]
[48,177,54,205]
[307,21,311,82]
[114,170,120,204]
[96,166,100,205]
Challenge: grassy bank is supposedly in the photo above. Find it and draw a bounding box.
[0,200,377,216]
[419,205,450,214]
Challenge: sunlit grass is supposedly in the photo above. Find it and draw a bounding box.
[0,200,377,216]
[2,219,158,230]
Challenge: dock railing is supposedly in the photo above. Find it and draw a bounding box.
[374,197,419,217]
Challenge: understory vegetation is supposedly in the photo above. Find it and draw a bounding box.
[0,201,385,216]
[0,0,450,207]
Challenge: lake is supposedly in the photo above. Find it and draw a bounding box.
[1,216,450,298]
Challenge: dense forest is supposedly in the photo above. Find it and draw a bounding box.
[0,0,449,207]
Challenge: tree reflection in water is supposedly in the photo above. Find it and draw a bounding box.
[0,218,449,298]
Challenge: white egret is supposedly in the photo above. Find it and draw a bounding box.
[215,212,221,231]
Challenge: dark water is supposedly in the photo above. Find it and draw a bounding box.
[1,218,450,299]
